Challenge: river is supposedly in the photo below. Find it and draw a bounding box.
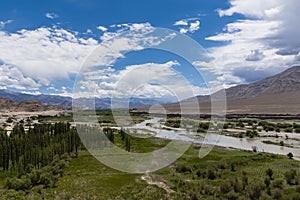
[128,118,300,160]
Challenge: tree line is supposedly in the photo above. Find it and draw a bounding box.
[0,122,81,176]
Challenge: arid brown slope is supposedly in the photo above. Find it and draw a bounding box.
[134,66,300,115]
[0,98,61,112]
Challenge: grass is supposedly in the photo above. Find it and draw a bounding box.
[13,142,298,199]
[1,112,300,199]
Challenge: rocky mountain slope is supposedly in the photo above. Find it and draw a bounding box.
[0,98,61,112]
[224,66,300,99]
[135,66,300,115]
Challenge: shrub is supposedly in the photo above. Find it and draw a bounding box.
[176,165,191,173]
[272,179,284,189]
[285,128,293,133]
[220,182,231,194]
[246,183,264,200]
[295,128,300,133]
[231,163,236,172]
[287,152,294,159]
[264,178,271,187]
[284,169,298,185]
[207,167,217,180]
[272,189,283,199]
[227,191,239,200]
[266,168,273,180]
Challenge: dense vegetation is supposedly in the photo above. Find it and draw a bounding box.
[0,122,80,174]
[1,113,300,199]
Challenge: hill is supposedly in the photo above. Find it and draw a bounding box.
[135,66,300,115]
[0,90,172,110]
[0,97,62,112]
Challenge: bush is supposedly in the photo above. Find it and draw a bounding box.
[0,190,26,200]
[39,171,55,187]
[7,176,31,191]
[232,178,243,193]
[272,179,284,189]
[266,168,273,180]
[272,189,283,199]
[220,182,231,194]
[227,191,239,200]
[295,128,300,133]
[296,185,300,193]
[207,167,217,180]
[264,178,271,187]
[285,128,293,133]
[176,165,191,173]
[246,183,264,200]
[288,152,294,159]
[284,169,298,185]
[293,193,300,200]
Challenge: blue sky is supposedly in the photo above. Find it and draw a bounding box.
[0,0,299,99]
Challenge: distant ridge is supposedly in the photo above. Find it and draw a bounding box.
[0,90,172,110]
[224,65,300,99]
[135,66,300,115]
[0,98,61,112]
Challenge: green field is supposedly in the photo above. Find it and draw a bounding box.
[1,136,300,199]
[1,113,300,199]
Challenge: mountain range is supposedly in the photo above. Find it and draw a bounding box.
[0,98,60,112]
[135,66,300,115]
[0,66,299,114]
[0,90,172,110]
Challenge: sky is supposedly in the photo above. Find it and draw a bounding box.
[0,0,299,100]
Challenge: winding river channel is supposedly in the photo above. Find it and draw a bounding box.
[128,118,300,160]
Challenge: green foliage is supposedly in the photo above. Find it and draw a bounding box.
[284,169,298,185]
[0,122,80,174]
[288,152,294,159]
[266,168,273,180]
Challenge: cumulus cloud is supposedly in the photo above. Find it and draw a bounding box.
[201,0,300,86]
[45,12,59,19]
[0,64,41,90]
[246,50,265,62]
[0,26,98,91]
[174,18,201,34]
[97,25,108,32]
[0,22,187,99]
[0,20,13,29]
[174,20,188,26]
[78,61,206,100]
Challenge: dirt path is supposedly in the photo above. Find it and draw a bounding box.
[141,173,175,194]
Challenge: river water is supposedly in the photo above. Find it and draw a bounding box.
[129,118,300,159]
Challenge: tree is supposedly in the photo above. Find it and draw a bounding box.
[287,152,294,159]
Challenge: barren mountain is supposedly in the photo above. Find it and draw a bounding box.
[135,66,300,115]
[0,98,61,112]
[224,66,300,99]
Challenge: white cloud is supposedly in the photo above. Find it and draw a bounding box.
[45,12,59,19]
[21,91,41,95]
[0,22,183,98]
[217,0,283,18]
[200,0,300,86]
[86,29,92,34]
[0,27,99,91]
[80,61,206,100]
[0,64,41,90]
[246,50,265,62]
[179,28,188,34]
[189,21,200,32]
[174,20,188,26]
[174,18,201,34]
[0,20,13,29]
[97,25,108,32]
